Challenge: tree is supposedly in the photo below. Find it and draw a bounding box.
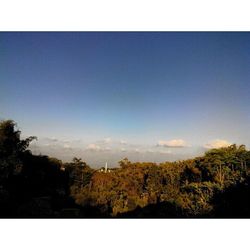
[118,158,131,168]
[65,157,93,191]
[0,120,36,183]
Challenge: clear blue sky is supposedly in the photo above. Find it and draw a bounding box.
[1,32,250,166]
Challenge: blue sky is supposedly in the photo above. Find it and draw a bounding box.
[1,32,250,167]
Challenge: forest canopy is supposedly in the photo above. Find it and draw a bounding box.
[0,120,250,218]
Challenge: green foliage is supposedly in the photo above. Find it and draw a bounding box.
[1,119,250,218]
[65,157,94,196]
[71,144,250,217]
[0,120,36,182]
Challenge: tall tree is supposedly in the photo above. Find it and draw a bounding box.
[0,120,36,183]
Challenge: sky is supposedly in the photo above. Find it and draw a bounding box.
[1,32,250,167]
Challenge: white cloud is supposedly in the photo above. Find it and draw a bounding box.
[120,140,127,145]
[104,137,111,143]
[86,144,112,152]
[86,143,101,151]
[86,138,112,152]
[204,139,231,149]
[121,148,127,152]
[63,144,72,149]
[157,139,187,148]
[103,146,111,151]
[96,137,111,145]
[134,148,140,153]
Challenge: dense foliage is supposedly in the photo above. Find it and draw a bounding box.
[0,120,250,218]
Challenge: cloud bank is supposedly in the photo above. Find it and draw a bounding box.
[157,139,187,148]
[204,139,231,149]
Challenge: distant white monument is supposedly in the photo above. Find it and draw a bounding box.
[105,162,108,173]
[98,162,111,173]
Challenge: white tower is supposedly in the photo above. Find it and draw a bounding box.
[105,162,108,173]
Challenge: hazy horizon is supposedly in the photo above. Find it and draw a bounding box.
[1,32,250,167]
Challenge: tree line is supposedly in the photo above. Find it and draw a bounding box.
[0,120,250,217]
